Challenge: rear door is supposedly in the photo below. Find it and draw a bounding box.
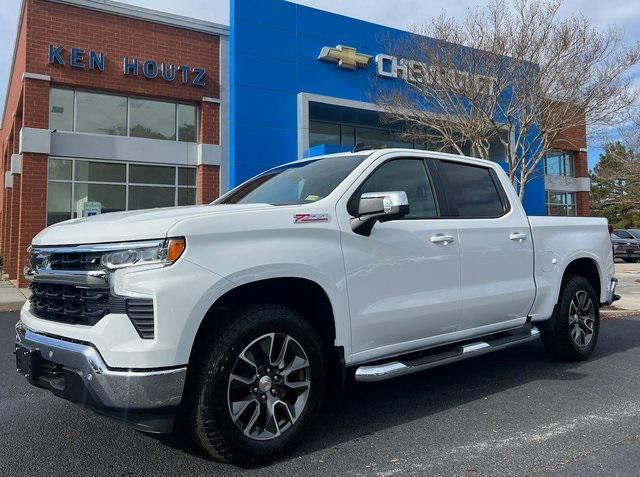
[435,159,535,331]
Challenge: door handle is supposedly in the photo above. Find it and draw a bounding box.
[510,232,527,242]
[430,234,455,244]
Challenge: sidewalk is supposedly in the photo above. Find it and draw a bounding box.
[0,280,28,312]
[601,262,640,318]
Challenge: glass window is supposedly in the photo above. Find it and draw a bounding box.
[178,167,196,186]
[48,158,72,180]
[488,131,509,162]
[440,161,505,217]
[75,161,126,182]
[178,187,196,206]
[545,151,574,177]
[49,88,74,131]
[129,98,177,140]
[74,183,126,217]
[309,121,341,147]
[357,127,413,149]
[546,191,576,216]
[614,230,634,239]
[178,104,197,142]
[341,125,355,147]
[47,182,72,225]
[354,159,438,219]
[129,186,175,210]
[76,91,127,136]
[220,155,367,205]
[129,164,175,185]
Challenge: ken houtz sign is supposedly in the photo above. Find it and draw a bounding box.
[48,45,206,87]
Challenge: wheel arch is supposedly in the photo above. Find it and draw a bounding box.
[560,257,602,302]
[188,277,339,367]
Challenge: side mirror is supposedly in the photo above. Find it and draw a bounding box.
[351,191,409,236]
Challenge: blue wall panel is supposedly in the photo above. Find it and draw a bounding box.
[230,0,547,214]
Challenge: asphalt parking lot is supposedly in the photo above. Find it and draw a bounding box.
[2,311,640,477]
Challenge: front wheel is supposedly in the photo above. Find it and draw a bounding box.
[185,303,325,464]
[540,275,600,361]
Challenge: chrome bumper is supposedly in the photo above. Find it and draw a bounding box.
[605,277,620,305]
[15,321,186,433]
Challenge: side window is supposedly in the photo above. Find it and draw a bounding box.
[353,159,438,219]
[439,161,506,218]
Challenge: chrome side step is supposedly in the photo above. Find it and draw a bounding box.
[355,326,540,383]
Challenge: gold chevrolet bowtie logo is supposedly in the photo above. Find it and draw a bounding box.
[318,45,373,70]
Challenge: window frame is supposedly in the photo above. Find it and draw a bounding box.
[49,87,199,143]
[46,157,197,225]
[347,157,441,220]
[545,191,577,217]
[433,159,511,219]
[544,150,575,177]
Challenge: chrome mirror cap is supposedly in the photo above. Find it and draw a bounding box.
[352,191,410,236]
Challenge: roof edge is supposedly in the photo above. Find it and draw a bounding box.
[48,0,229,36]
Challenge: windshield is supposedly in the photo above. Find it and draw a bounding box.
[217,155,367,205]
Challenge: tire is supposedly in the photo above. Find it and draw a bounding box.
[184,303,325,464]
[540,275,600,361]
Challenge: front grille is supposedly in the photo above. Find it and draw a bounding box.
[29,282,154,339]
[29,283,117,326]
[46,251,103,271]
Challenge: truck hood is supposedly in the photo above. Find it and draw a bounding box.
[32,204,273,246]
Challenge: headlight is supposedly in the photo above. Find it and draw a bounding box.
[101,238,186,270]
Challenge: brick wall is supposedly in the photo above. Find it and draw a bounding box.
[196,165,220,204]
[0,0,223,284]
[25,0,219,103]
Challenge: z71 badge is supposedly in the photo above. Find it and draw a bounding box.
[293,214,331,224]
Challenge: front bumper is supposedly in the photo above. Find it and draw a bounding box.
[15,321,186,433]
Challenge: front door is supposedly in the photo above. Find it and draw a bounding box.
[338,156,462,363]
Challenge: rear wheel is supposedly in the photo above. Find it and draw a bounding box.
[185,303,325,464]
[540,275,600,361]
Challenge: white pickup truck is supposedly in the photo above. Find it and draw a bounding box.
[16,149,618,463]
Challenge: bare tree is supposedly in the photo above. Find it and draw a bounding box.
[374,0,640,200]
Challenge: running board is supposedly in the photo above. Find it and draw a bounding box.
[355,326,540,383]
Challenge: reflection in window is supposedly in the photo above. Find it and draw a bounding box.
[129,186,175,210]
[309,121,340,147]
[129,99,176,140]
[129,164,175,185]
[75,91,127,136]
[357,127,412,149]
[48,88,198,142]
[74,183,127,217]
[178,104,197,142]
[546,191,576,216]
[49,88,74,131]
[545,151,574,176]
[75,161,126,182]
[46,158,197,225]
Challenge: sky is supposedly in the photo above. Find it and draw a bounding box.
[1,0,639,167]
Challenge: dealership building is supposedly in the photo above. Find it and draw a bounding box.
[1,0,591,285]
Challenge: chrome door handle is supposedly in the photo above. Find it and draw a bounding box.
[510,232,527,242]
[430,234,455,244]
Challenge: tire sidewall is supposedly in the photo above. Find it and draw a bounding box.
[196,305,325,462]
[556,276,600,359]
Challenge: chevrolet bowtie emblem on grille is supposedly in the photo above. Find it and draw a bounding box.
[318,45,373,70]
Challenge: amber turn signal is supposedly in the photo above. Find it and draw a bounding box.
[167,238,186,263]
